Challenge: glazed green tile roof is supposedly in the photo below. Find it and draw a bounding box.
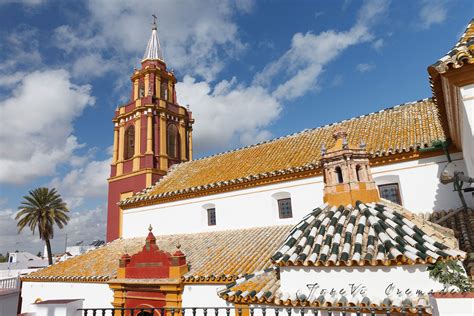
[430,19,474,73]
[271,200,465,267]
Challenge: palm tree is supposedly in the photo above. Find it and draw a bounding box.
[16,187,69,265]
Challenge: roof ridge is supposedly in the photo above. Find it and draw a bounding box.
[175,97,433,163]
[122,98,436,206]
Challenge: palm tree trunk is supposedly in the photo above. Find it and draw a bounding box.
[45,239,53,265]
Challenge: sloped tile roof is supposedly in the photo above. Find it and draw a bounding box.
[122,99,446,208]
[219,267,432,314]
[271,200,465,267]
[22,225,292,283]
[429,19,474,74]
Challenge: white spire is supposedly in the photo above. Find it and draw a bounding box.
[142,16,164,62]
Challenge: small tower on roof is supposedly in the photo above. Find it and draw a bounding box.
[321,127,380,206]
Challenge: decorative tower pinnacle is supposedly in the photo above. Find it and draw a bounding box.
[143,14,164,62]
[321,127,380,206]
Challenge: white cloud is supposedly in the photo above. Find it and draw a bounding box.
[0,0,46,6]
[0,27,42,72]
[177,76,281,152]
[49,159,110,208]
[356,63,375,73]
[56,206,107,247]
[0,206,106,254]
[372,38,384,51]
[71,53,118,79]
[53,0,251,82]
[419,0,447,30]
[254,0,389,101]
[0,69,95,184]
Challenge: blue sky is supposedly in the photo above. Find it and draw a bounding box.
[0,0,472,254]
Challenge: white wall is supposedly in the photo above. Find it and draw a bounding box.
[460,84,474,178]
[279,265,444,300]
[182,285,230,308]
[123,154,468,238]
[21,282,113,314]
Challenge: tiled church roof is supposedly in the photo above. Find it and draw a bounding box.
[122,99,446,208]
[22,225,291,283]
[272,201,465,267]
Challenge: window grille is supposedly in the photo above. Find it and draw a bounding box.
[378,183,402,205]
[278,198,293,219]
[207,208,216,226]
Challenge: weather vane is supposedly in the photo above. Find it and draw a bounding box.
[152,14,157,25]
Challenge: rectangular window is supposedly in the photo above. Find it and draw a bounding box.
[378,183,402,205]
[278,198,293,219]
[207,208,216,226]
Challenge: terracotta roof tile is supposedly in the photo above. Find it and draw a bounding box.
[22,226,292,283]
[122,99,446,207]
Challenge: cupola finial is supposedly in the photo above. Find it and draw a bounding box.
[142,14,164,62]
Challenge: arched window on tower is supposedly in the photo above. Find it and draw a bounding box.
[335,166,344,184]
[356,165,362,182]
[161,81,168,100]
[124,125,135,160]
[167,124,179,159]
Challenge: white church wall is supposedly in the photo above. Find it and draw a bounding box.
[371,152,469,212]
[21,281,113,314]
[123,154,467,239]
[279,264,444,301]
[459,84,474,178]
[182,284,231,308]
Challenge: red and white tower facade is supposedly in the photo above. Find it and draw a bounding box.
[107,21,194,241]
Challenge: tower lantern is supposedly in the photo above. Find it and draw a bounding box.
[107,17,194,241]
[321,127,379,206]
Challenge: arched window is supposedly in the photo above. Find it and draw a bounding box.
[335,166,344,184]
[356,165,362,182]
[167,124,179,159]
[161,81,168,100]
[124,125,135,160]
[139,84,145,98]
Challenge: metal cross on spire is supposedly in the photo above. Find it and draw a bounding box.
[151,14,158,30]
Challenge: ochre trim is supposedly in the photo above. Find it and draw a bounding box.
[114,105,189,123]
[108,168,166,183]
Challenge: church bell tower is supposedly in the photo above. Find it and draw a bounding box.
[107,19,194,241]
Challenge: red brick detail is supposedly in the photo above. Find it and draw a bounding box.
[125,232,172,279]
[123,160,133,173]
[106,174,147,241]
